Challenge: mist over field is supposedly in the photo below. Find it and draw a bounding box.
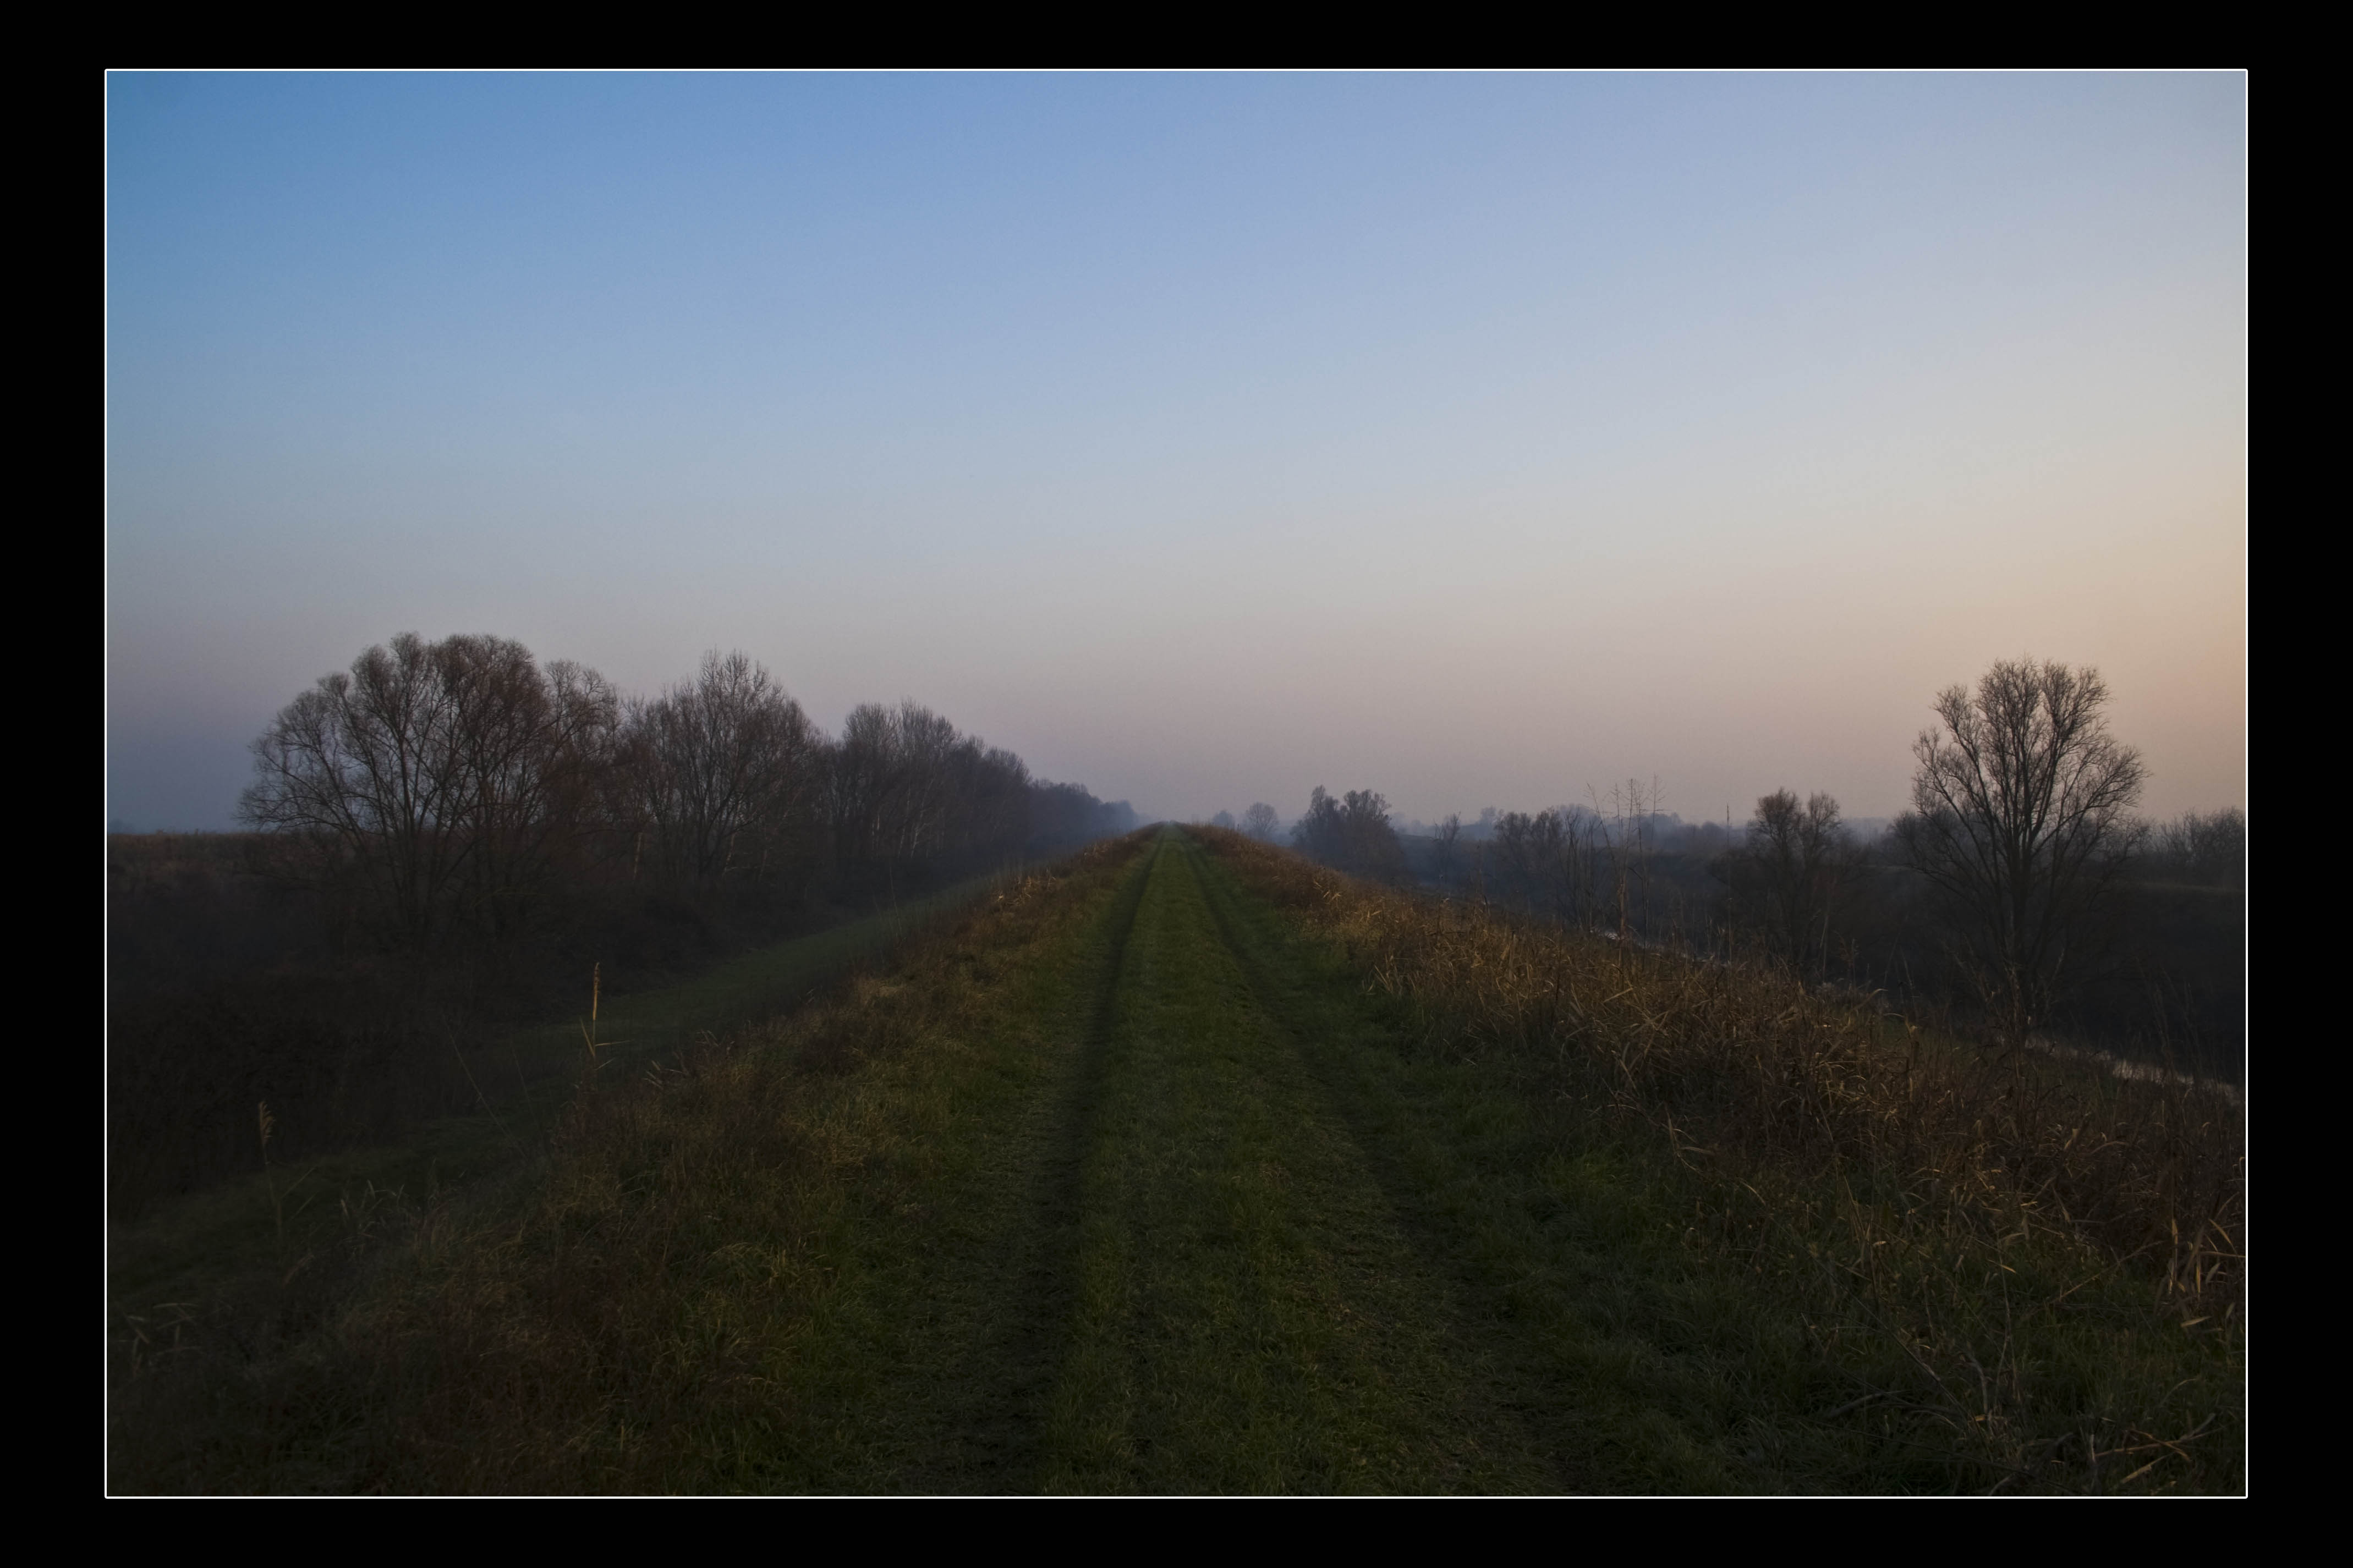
[106,74,2244,835]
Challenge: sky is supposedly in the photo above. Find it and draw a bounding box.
[106,73,2246,832]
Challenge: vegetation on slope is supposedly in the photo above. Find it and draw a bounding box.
[111,828,2239,1493]
[1193,826,2242,1492]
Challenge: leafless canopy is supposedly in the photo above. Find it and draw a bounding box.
[618,651,822,883]
[240,633,617,948]
[1739,789,1854,982]
[1293,786,1406,883]
[1895,658,2146,1034]
[240,635,1121,952]
[2155,807,2246,888]
[826,700,1031,882]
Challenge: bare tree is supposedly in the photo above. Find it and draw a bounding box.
[242,632,615,949]
[1433,813,1463,888]
[881,702,963,865]
[1293,786,1406,883]
[1487,807,1598,927]
[1032,780,1134,850]
[1895,658,2146,1041]
[826,700,1031,889]
[619,651,820,887]
[244,633,1066,947]
[1240,802,1281,843]
[440,638,617,937]
[243,634,459,948]
[1730,789,1852,983]
[1490,811,1539,905]
[826,701,898,872]
[1559,805,1603,931]
[958,744,1034,866]
[1590,778,1662,940]
[2155,807,2246,888]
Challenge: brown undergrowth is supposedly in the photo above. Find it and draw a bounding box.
[1193,827,2244,1492]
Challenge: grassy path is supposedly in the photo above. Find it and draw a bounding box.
[116,827,2240,1493]
[759,829,1601,1492]
[1030,830,1570,1491]
[106,830,1816,1492]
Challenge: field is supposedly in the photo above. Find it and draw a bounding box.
[109,829,2242,1494]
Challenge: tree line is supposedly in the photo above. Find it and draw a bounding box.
[1273,659,2242,1066]
[240,633,1134,956]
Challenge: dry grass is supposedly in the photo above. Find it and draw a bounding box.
[1192,827,2244,1492]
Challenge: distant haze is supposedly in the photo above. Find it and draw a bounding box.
[107,73,2246,832]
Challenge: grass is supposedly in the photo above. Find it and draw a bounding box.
[107,873,1017,1464]
[109,843,1157,1492]
[109,829,2241,1493]
[1188,826,2244,1493]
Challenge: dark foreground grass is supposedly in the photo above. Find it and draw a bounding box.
[109,873,1004,1310]
[110,829,2241,1493]
[111,838,1176,1492]
[108,870,1032,1485]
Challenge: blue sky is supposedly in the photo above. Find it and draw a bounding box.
[107,73,2246,830]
